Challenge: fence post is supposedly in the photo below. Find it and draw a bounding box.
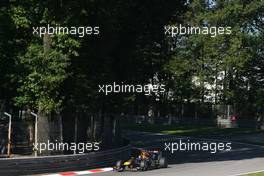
[30,112,38,157]
[4,112,12,157]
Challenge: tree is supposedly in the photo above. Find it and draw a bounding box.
[166,0,264,106]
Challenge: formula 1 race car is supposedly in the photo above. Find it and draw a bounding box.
[113,148,168,172]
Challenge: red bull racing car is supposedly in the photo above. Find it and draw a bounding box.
[113,148,168,172]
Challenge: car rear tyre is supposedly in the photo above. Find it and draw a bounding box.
[159,157,168,168]
[140,160,147,171]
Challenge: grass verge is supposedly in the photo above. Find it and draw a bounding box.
[122,123,263,137]
[244,172,264,176]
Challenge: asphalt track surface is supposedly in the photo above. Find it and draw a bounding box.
[89,131,264,176]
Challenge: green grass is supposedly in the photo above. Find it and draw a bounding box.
[244,172,264,176]
[122,123,261,137]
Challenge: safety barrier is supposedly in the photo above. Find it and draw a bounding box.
[0,144,131,176]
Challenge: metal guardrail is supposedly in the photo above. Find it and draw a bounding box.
[0,144,131,176]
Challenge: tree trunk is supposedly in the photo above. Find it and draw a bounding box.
[43,33,51,54]
[195,104,198,119]
[74,114,78,154]
[58,113,63,143]
[37,110,50,156]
